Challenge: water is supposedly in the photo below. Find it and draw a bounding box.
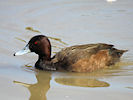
[0,0,133,100]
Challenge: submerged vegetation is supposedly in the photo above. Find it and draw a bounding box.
[25,27,41,33]
[48,36,68,45]
[25,27,67,45]
[15,37,27,43]
[15,27,68,54]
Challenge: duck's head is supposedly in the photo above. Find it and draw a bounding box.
[14,35,51,60]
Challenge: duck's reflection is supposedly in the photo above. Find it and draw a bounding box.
[13,62,133,100]
[55,78,110,87]
[54,63,129,87]
[14,63,125,100]
[14,71,51,100]
[13,70,110,100]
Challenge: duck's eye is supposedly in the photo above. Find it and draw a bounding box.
[34,41,38,45]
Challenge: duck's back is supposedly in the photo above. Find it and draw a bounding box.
[52,43,127,72]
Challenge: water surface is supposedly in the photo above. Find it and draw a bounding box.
[0,0,133,100]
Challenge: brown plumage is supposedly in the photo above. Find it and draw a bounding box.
[14,35,127,72]
[53,43,127,72]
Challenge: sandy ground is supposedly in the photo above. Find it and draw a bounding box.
[0,0,133,100]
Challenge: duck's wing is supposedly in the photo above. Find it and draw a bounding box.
[52,43,113,65]
[52,43,127,72]
[66,43,114,50]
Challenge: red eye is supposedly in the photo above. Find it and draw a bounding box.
[34,41,38,44]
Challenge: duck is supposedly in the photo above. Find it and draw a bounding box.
[14,35,127,72]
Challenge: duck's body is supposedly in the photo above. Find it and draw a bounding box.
[14,35,127,72]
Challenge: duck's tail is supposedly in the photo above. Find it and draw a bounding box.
[107,49,128,66]
[115,49,128,57]
[111,48,128,57]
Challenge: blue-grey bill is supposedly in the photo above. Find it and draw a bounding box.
[14,44,31,56]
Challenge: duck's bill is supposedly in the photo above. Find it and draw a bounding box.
[14,44,31,56]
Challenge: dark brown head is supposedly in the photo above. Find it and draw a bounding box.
[14,35,51,60]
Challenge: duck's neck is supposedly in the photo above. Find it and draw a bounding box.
[39,55,51,61]
[35,55,56,71]
[35,55,51,68]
